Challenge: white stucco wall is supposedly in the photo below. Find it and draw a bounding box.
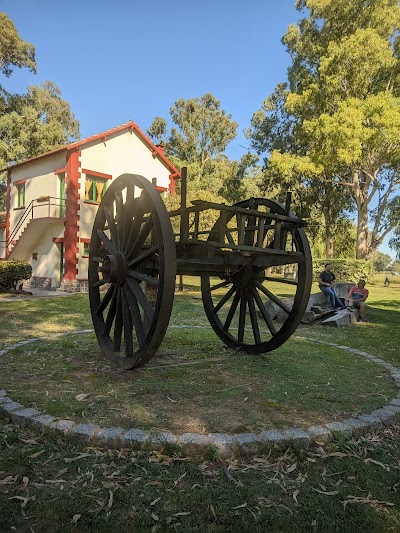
[9,153,67,243]
[29,222,65,287]
[76,129,173,279]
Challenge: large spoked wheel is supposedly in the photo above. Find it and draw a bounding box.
[89,174,176,369]
[201,198,312,354]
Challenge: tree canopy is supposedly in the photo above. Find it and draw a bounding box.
[247,0,400,259]
[0,14,79,211]
[0,13,36,77]
[148,94,261,201]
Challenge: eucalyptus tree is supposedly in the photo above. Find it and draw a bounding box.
[148,93,238,186]
[248,0,400,259]
[0,14,79,211]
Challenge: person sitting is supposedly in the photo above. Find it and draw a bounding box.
[384,276,390,287]
[318,263,345,310]
[346,279,369,322]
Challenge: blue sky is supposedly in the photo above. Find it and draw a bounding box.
[1,0,395,256]
[2,0,298,159]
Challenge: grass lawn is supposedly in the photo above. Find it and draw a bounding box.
[0,278,399,530]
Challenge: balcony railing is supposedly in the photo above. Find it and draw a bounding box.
[0,197,66,255]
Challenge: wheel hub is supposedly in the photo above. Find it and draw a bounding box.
[230,265,255,288]
[99,252,127,286]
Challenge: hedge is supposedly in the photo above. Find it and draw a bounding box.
[0,260,32,291]
[312,259,375,283]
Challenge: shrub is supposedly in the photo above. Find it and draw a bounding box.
[0,260,32,291]
[312,259,375,283]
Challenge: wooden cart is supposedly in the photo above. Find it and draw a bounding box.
[88,169,312,369]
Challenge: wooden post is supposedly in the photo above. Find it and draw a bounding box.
[180,167,189,241]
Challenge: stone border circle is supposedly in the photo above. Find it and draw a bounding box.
[0,330,399,458]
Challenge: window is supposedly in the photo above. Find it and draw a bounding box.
[83,242,90,256]
[16,183,25,207]
[85,175,107,203]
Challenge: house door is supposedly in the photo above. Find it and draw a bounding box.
[59,173,65,217]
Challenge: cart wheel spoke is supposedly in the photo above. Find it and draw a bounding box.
[123,191,147,255]
[123,285,146,348]
[213,285,236,313]
[254,280,291,314]
[96,229,115,255]
[238,289,247,343]
[209,279,231,292]
[104,206,119,252]
[247,288,261,344]
[113,288,123,352]
[126,277,155,321]
[126,214,154,260]
[95,284,114,315]
[224,289,241,330]
[127,245,158,268]
[93,278,107,288]
[127,269,159,287]
[255,272,299,286]
[114,190,125,248]
[251,286,277,336]
[103,287,118,336]
[121,288,134,356]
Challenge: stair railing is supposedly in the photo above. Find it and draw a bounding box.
[0,197,66,256]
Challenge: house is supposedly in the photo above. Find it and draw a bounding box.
[0,121,180,291]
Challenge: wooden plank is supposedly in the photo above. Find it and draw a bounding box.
[169,201,306,225]
[179,237,304,257]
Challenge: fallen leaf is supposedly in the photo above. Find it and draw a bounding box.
[9,495,36,508]
[311,488,339,496]
[293,489,300,504]
[174,512,192,516]
[150,497,161,506]
[105,490,114,511]
[151,513,159,521]
[72,514,81,524]
[363,458,390,471]
[19,438,39,445]
[75,393,89,401]
[232,502,247,510]
[287,463,297,473]
[29,450,45,459]
[64,453,92,463]
[209,503,218,521]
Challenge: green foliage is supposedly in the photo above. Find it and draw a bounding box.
[0,82,79,168]
[312,258,375,283]
[146,116,167,143]
[163,186,228,239]
[0,13,36,77]
[0,15,80,211]
[248,0,400,260]
[149,94,238,183]
[0,260,32,291]
[372,250,392,272]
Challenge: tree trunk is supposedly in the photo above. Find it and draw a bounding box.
[322,207,334,258]
[356,204,369,259]
[353,170,371,260]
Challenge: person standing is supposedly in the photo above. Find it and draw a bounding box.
[318,263,345,309]
[346,279,369,322]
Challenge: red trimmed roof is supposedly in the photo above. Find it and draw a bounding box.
[0,121,181,178]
